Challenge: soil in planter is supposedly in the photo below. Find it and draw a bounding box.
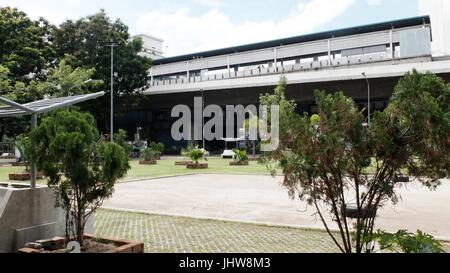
[175,161,193,166]
[139,160,157,165]
[229,161,249,166]
[186,163,208,169]
[82,239,117,253]
[9,172,44,181]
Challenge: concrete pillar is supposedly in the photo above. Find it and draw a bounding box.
[30,114,37,189]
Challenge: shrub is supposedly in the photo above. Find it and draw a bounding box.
[188,146,207,164]
[29,110,130,246]
[142,148,161,161]
[367,230,445,253]
[233,149,249,162]
[114,129,133,155]
[261,71,450,253]
[149,141,165,154]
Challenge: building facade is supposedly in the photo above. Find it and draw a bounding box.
[119,16,450,154]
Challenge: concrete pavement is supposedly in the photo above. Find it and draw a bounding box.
[102,174,450,239]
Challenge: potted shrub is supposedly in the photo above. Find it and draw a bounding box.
[186,146,208,169]
[139,148,160,165]
[230,149,249,166]
[17,110,139,253]
[148,141,164,160]
[175,146,193,166]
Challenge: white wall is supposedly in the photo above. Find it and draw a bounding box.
[419,0,450,56]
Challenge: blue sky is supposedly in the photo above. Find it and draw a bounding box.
[0,0,420,56]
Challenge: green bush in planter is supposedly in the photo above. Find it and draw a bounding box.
[149,141,165,154]
[29,110,130,247]
[143,148,161,162]
[188,146,207,164]
[233,149,249,162]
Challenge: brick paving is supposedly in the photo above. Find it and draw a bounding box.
[94,209,339,253]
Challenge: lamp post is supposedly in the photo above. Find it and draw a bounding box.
[107,44,118,142]
[362,72,371,126]
[200,88,206,150]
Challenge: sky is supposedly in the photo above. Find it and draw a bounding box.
[0,0,420,57]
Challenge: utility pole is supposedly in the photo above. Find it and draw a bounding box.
[107,44,118,142]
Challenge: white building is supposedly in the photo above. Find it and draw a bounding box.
[419,0,450,56]
[136,34,165,60]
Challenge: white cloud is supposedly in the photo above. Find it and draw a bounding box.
[366,0,382,6]
[136,0,356,57]
[192,0,224,8]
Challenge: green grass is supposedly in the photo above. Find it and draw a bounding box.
[0,158,274,183]
[124,158,273,181]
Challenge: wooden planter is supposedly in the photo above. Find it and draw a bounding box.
[9,172,44,181]
[139,160,157,165]
[229,161,250,166]
[17,234,144,254]
[175,161,193,166]
[342,203,377,219]
[12,162,27,167]
[186,163,208,169]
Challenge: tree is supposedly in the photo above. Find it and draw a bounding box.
[53,10,152,131]
[29,110,130,246]
[261,71,450,253]
[35,59,102,98]
[0,7,55,82]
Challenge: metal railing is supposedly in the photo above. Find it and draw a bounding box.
[0,142,15,154]
[151,52,392,87]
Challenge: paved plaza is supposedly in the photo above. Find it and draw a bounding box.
[103,174,450,240]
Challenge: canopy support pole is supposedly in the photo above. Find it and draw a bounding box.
[30,113,37,188]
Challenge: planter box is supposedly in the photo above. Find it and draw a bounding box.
[342,203,377,219]
[17,234,144,253]
[186,163,208,169]
[229,161,250,166]
[139,160,157,165]
[175,161,193,166]
[9,172,44,181]
[12,162,27,167]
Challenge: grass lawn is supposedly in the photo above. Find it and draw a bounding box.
[124,157,274,181]
[0,157,274,183]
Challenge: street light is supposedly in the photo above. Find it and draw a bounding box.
[362,72,371,126]
[107,43,118,143]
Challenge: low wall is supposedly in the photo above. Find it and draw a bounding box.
[0,184,94,253]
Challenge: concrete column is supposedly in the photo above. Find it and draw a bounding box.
[30,113,37,189]
[327,39,332,65]
[227,55,231,76]
[186,61,190,81]
[390,29,394,59]
[150,67,154,86]
[274,48,278,72]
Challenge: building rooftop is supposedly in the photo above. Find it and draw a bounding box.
[153,15,430,65]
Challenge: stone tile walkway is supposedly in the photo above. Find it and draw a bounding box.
[94,209,339,253]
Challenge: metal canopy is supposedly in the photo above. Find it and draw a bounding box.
[0,91,105,188]
[0,92,105,118]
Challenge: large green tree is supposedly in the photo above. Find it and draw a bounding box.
[53,10,152,131]
[0,7,55,82]
[29,110,130,246]
[262,71,450,253]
